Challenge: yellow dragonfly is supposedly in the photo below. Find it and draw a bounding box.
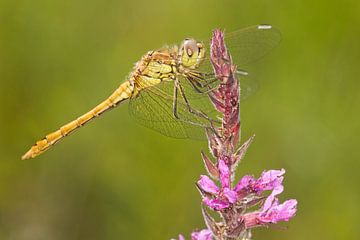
[22,25,281,160]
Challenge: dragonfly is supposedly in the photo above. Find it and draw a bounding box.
[22,25,281,160]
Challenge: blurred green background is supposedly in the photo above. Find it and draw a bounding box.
[1,0,360,239]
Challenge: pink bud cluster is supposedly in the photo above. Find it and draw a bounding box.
[174,29,296,240]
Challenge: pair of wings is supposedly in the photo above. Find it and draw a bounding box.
[128,25,282,139]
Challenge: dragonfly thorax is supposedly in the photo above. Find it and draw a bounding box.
[131,49,178,91]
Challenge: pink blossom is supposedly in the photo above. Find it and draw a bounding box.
[223,188,237,203]
[234,175,256,192]
[197,175,219,195]
[253,169,285,193]
[234,169,284,194]
[203,197,230,210]
[177,235,185,240]
[201,186,237,210]
[191,229,213,240]
[218,159,230,188]
[241,185,297,227]
[258,185,297,223]
[258,198,297,223]
[262,185,284,211]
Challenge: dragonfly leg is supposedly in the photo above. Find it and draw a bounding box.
[171,80,216,129]
[186,71,221,93]
[186,77,206,94]
[172,81,180,119]
[188,77,220,93]
[177,81,221,125]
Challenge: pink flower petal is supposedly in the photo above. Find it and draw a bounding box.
[223,188,237,203]
[198,175,219,194]
[191,229,213,240]
[262,185,284,212]
[234,175,255,192]
[203,197,230,210]
[253,169,285,193]
[259,199,297,223]
[218,160,230,188]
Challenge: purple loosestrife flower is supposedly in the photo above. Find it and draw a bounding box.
[234,169,285,194]
[198,160,235,210]
[198,167,287,211]
[191,229,213,240]
[259,198,298,224]
[173,29,297,240]
[174,229,212,240]
[242,186,297,228]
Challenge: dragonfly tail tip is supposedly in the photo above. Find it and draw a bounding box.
[21,149,33,160]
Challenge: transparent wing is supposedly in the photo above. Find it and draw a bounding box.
[128,80,217,139]
[222,25,281,67]
[184,68,260,101]
[198,25,282,68]
[189,25,280,99]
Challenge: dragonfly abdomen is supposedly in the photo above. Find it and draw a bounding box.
[22,81,134,160]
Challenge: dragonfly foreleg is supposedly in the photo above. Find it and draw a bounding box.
[186,77,206,94]
[187,77,219,94]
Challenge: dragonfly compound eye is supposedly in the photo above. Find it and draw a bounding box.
[180,39,205,69]
[184,39,197,57]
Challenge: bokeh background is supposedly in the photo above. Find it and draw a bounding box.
[1,0,360,239]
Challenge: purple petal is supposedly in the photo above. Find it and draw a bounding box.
[234,175,256,192]
[191,229,213,240]
[241,212,259,229]
[218,160,230,188]
[198,175,219,194]
[259,199,298,223]
[179,235,186,240]
[262,185,284,212]
[253,169,285,193]
[171,234,186,240]
[203,197,230,210]
[223,188,237,203]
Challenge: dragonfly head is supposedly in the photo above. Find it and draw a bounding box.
[179,38,205,69]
